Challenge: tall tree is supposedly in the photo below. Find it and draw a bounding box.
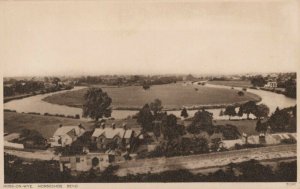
[268,107,291,132]
[255,120,268,134]
[224,105,237,120]
[219,109,224,116]
[162,114,185,141]
[181,108,189,118]
[254,104,270,120]
[150,99,163,116]
[239,101,257,119]
[82,87,112,121]
[137,104,154,132]
[187,109,213,134]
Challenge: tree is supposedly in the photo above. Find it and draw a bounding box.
[255,120,268,134]
[239,101,257,119]
[285,78,296,98]
[150,99,163,116]
[224,106,236,120]
[219,109,224,116]
[251,76,266,87]
[187,109,213,134]
[181,108,189,118]
[137,104,154,131]
[142,81,150,90]
[254,104,270,120]
[162,114,185,141]
[82,87,112,121]
[268,107,291,132]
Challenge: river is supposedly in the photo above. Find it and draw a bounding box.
[4,84,296,120]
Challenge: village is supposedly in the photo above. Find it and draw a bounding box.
[4,73,297,176]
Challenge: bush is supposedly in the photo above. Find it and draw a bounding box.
[238,91,244,96]
[75,114,80,119]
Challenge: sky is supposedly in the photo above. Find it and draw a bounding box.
[1,0,299,77]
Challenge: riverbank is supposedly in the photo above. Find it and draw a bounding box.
[4,87,74,103]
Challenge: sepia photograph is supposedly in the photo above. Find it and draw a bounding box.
[1,0,299,186]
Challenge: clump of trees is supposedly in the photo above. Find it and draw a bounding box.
[251,76,267,87]
[82,87,112,121]
[238,101,257,119]
[268,106,296,132]
[224,105,236,120]
[187,109,214,134]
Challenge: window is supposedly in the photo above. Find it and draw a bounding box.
[76,157,80,163]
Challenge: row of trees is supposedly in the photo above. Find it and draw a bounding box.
[220,101,270,120]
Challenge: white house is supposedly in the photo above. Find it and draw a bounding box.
[264,81,277,88]
[49,125,85,147]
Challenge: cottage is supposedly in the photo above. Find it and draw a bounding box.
[92,124,134,151]
[49,124,86,147]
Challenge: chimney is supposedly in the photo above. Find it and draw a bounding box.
[123,123,127,130]
[101,122,105,129]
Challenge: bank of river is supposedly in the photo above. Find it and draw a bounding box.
[4,84,296,120]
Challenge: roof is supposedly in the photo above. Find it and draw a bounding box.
[92,128,133,139]
[53,126,85,137]
[4,133,21,142]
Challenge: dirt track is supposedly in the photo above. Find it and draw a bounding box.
[114,144,296,176]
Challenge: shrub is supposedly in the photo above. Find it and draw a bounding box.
[75,114,80,119]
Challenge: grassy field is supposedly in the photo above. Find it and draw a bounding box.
[43,83,260,110]
[183,119,260,136]
[4,112,95,139]
[207,80,252,88]
[4,112,141,139]
[214,119,260,135]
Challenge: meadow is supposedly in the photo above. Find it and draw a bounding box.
[207,80,252,88]
[43,83,260,110]
[4,112,140,139]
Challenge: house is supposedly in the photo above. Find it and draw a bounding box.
[49,124,86,147]
[92,124,134,151]
[264,81,277,88]
[59,152,110,175]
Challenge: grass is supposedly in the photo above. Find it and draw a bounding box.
[183,119,260,136]
[214,119,260,136]
[4,112,141,139]
[43,83,260,110]
[207,80,252,88]
[4,112,94,139]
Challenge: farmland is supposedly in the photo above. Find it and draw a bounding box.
[43,83,260,110]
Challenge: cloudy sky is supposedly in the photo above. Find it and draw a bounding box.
[1,0,299,77]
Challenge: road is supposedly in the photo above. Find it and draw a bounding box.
[114,144,296,176]
[4,148,58,161]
